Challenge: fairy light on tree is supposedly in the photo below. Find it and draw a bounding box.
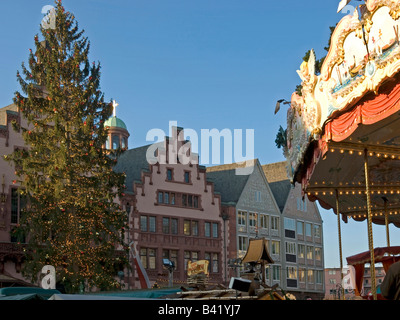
[4,0,128,293]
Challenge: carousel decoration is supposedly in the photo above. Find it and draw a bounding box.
[282,0,400,300]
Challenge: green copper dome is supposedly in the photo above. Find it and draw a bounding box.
[104,116,127,130]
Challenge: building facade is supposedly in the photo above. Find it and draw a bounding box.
[114,127,225,288]
[0,104,31,286]
[206,160,282,286]
[262,161,325,300]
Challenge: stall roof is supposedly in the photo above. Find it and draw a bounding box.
[242,238,274,264]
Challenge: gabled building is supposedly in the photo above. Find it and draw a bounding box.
[262,161,325,300]
[206,160,283,287]
[114,127,225,288]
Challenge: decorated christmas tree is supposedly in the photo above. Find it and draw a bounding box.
[5,0,129,293]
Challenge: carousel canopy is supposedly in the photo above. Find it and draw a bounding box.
[284,0,400,228]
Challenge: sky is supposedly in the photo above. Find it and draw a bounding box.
[0,0,399,268]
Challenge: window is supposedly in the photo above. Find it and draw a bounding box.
[314,225,321,238]
[272,265,281,281]
[171,193,175,205]
[259,214,268,229]
[238,211,247,226]
[193,196,199,208]
[121,137,127,149]
[307,269,314,283]
[212,223,218,238]
[297,198,307,212]
[182,194,187,206]
[163,218,170,234]
[238,236,248,251]
[184,220,191,236]
[298,268,306,283]
[205,222,211,237]
[141,248,156,270]
[287,266,297,279]
[148,248,156,269]
[188,195,193,207]
[255,191,261,202]
[171,218,178,234]
[184,251,190,270]
[167,168,173,181]
[307,246,314,260]
[183,220,199,236]
[149,216,156,232]
[164,192,169,204]
[140,216,148,232]
[305,223,312,237]
[105,137,110,149]
[329,279,336,284]
[140,248,147,268]
[285,242,296,255]
[271,216,280,231]
[158,192,163,204]
[284,218,295,230]
[184,251,198,270]
[315,247,322,261]
[212,253,218,273]
[297,221,304,235]
[315,270,323,284]
[298,244,305,259]
[249,212,257,227]
[112,135,119,149]
[284,217,295,238]
[184,171,190,183]
[192,221,198,236]
[271,240,280,255]
[11,188,26,225]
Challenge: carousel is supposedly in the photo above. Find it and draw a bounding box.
[281,0,400,300]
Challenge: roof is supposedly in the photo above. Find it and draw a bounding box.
[262,162,292,212]
[113,144,152,193]
[206,162,254,204]
[104,116,127,130]
[0,103,18,126]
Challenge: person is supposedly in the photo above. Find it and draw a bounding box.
[381,261,400,300]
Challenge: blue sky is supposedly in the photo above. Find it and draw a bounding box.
[0,0,398,268]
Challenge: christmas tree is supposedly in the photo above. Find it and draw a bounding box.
[5,0,129,293]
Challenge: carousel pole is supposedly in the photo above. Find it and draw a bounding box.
[383,197,391,247]
[364,149,377,300]
[335,189,345,300]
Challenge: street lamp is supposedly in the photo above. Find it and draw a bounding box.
[163,259,175,287]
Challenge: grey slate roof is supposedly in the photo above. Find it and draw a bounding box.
[113,144,152,193]
[206,167,251,205]
[262,162,292,213]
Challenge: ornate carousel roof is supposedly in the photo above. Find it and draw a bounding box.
[283,0,400,228]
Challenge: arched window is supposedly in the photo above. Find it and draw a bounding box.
[121,137,127,149]
[112,135,120,149]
